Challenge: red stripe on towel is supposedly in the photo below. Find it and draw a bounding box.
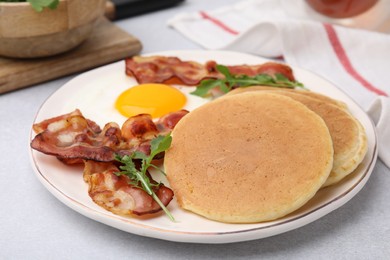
[199,11,239,35]
[323,23,387,96]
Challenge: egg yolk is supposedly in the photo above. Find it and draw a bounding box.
[115,83,186,119]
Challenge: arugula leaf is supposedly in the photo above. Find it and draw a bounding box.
[115,133,175,221]
[150,134,172,159]
[131,151,148,161]
[191,64,305,97]
[27,0,59,12]
[0,0,60,11]
[191,79,225,97]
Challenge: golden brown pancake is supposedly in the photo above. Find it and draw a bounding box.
[227,87,367,187]
[165,92,334,223]
[229,86,347,109]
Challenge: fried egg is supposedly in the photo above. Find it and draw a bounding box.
[115,84,187,119]
[63,76,209,127]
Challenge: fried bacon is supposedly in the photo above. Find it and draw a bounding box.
[83,161,174,216]
[125,56,295,85]
[156,109,188,133]
[227,62,295,81]
[31,109,187,217]
[121,114,159,141]
[31,109,189,162]
[126,56,218,85]
[31,110,124,162]
[32,109,101,134]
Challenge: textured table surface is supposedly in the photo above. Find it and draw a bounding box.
[1,0,389,259]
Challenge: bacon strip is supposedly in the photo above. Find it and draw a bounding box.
[156,109,189,134]
[32,109,101,134]
[31,110,125,162]
[31,109,186,217]
[125,56,295,85]
[83,161,174,216]
[227,62,295,81]
[31,109,188,162]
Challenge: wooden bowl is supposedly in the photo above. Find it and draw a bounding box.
[0,0,106,58]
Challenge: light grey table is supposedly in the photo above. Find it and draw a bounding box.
[1,0,389,259]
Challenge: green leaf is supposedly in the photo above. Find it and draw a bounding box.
[27,0,59,12]
[47,0,58,9]
[151,192,175,221]
[148,164,167,176]
[191,65,306,97]
[218,82,231,93]
[132,151,148,160]
[215,65,232,79]
[150,133,172,158]
[135,171,153,195]
[275,73,289,82]
[191,79,225,97]
[253,74,274,83]
[114,134,174,221]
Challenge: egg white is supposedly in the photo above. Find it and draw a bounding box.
[62,72,210,127]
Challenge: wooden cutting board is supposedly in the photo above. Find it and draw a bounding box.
[0,17,142,94]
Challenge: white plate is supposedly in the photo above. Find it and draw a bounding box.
[29,50,377,244]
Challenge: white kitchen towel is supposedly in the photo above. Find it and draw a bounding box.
[168,0,390,167]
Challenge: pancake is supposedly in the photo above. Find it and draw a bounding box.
[165,92,334,223]
[228,86,347,109]
[227,87,367,187]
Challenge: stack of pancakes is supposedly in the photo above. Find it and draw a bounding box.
[165,87,367,223]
